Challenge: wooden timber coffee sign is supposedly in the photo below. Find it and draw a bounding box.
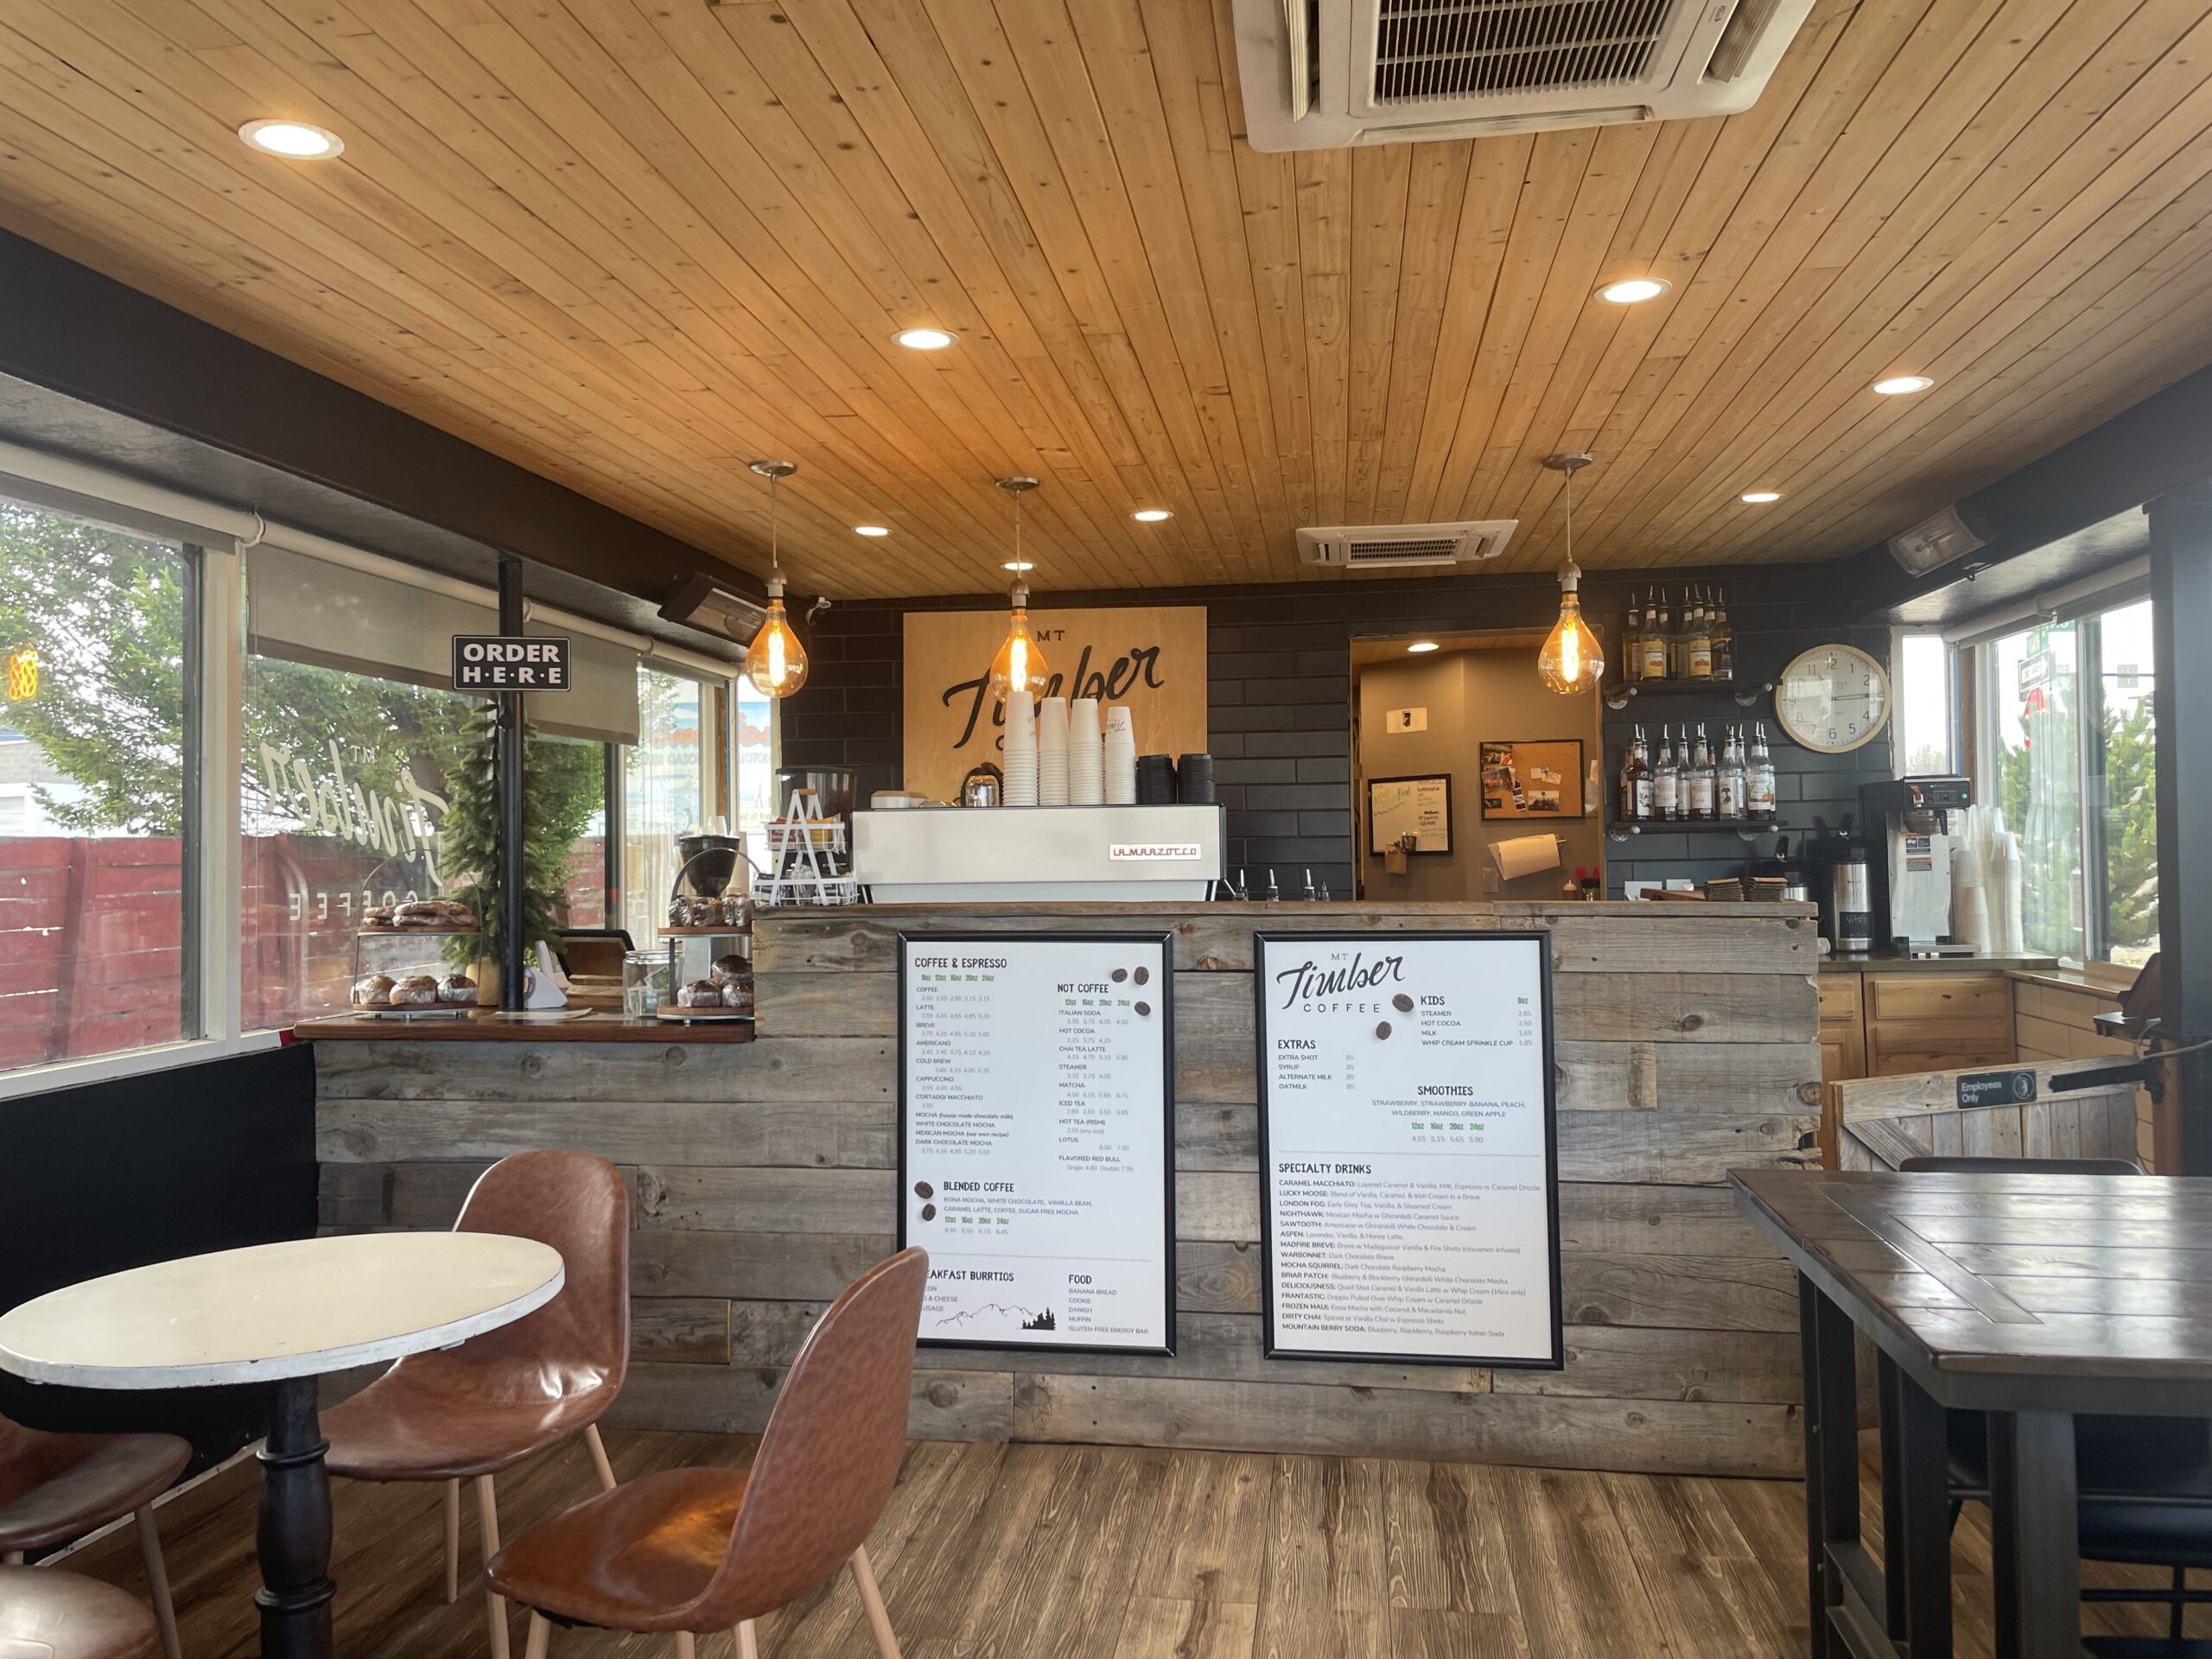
[901,607,1208,804]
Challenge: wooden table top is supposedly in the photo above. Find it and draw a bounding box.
[1731,1167,2212,1414]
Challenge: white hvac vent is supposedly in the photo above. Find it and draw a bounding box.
[1296,519,1517,569]
[1236,0,1815,153]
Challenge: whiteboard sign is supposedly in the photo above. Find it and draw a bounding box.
[1367,772,1452,855]
[899,932,1175,1355]
[1256,931,1562,1368]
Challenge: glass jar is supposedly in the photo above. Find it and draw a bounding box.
[622,950,671,1019]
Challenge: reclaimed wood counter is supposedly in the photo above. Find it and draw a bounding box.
[311,900,1821,1476]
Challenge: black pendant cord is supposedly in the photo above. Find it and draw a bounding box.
[497,555,528,1012]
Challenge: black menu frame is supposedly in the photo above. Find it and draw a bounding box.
[897,930,1178,1357]
[1254,929,1564,1370]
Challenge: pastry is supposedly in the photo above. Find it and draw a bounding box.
[721,894,749,927]
[364,904,397,930]
[351,973,396,1008]
[677,978,722,1009]
[687,896,723,928]
[391,974,441,1007]
[711,953,747,983]
[438,973,479,1006]
[395,898,475,930]
[669,897,691,928]
[720,979,753,1011]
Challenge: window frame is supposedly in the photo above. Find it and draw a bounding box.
[0,453,746,1096]
[1967,589,2158,968]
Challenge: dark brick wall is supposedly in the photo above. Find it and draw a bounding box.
[782,563,1891,898]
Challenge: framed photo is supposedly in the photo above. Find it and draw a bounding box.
[1478,740,1585,821]
[1366,773,1452,856]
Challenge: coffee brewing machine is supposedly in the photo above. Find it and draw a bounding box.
[1858,776,1975,955]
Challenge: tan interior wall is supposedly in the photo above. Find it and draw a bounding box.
[1355,648,1605,901]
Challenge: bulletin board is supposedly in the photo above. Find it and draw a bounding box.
[1478,741,1585,821]
[1366,773,1452,856]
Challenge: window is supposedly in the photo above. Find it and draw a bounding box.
[1976,598,2157,966]
[1894,631,1955,774]
[622,665,718,944]
[0,498,195,1068]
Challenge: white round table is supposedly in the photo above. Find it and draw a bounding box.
[0,1232,564,1659]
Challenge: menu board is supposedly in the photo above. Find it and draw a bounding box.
[899,932,1175,1355]
[1256,931,1562,1368]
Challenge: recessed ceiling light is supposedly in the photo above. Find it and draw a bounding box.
[854,524,890,537]
[1599,277,1671,305]
[1131,508,1173,523]
[1407,640,1440,653]
[1001,560,1035,572]
[1740,490,1783,504]
[1872,373,1935,396]
[238,119,343,160]
[892,327,957,351]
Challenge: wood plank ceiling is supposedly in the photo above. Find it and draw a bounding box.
[0,0,2209,599]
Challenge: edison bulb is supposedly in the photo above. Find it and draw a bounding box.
[745,583,809,698]
[1539,593,1605,695]
[988,587,1050,702]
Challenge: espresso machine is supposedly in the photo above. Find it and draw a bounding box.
[1859,777,1975,954]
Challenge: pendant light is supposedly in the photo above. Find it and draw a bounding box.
[988,476,1050,701]
[743,460,809,699]
[1538,451,1605,696]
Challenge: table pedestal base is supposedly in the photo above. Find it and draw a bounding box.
[255,1376,335,1659]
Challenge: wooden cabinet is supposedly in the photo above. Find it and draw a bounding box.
[1864,972,2015,1077]
[1817,975,1865,1085]
[1818,970,2017,1084]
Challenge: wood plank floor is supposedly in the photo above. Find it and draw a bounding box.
[56,1429,2209,1657]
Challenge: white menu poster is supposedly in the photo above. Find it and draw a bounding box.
[899,932,1175,1354]
[1256,931,1562,1368]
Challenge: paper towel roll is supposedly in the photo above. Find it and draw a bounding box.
[1492,832,1562,883]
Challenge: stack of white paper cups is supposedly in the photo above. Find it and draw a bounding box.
[1002,689,1038,806]
[1103,705,1137,804]
[1068,697,1104,804]
[1037,696,1070,806]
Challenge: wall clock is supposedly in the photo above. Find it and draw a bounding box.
[1775,644,1891,753]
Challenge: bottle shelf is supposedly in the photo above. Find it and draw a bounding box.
[1604,678,1772,711]
[1605,817,1792,843]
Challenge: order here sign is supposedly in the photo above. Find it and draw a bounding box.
[451,634,572,692]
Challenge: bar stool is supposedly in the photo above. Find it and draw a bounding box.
[486,1248,927,1658]
[321,1150,630,1659]
[0,1414,186,1659]
[0,1564,160,1658]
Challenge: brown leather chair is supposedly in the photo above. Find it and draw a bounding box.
[0,1415,186,1659]
[487,1248,927,1659]
[0,1565,160,1658]
[321,1150,630,1659]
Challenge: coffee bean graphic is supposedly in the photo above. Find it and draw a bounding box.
[920,1203,938,1222]
[913,1180,934,1199]
[1375,1020,1393,1039]
[1111,968,1128,982]
[1392,993,1414,1014]
[1134,1000,1152,1017]
[1133,965,1150,985]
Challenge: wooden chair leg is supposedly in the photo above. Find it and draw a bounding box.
[582,1423,617,1491]
[132,1505,183,1659]
[443,1478,461,1603]
[850,1546,901,1659]
[735,1621,759,1659]
[476,1474,511,1659]
[674,1635,695,1658]
[523,1610,550,1659]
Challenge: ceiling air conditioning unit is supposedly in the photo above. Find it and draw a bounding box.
[1236,0,1815,153]
[1296,519,1517,569]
